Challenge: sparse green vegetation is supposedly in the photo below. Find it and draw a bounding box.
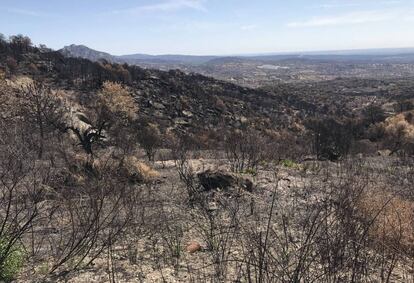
[242,168,258,176]
[0,237,24,282]
[280,159,300,169]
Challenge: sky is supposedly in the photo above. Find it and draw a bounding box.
[1,0,414,55]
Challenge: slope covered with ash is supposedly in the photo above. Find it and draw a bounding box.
[1,39,299,140]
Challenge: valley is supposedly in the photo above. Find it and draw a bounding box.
[61,44,414,87]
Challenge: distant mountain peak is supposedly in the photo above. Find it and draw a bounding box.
[60,44,116,62]
[59,44,219,65]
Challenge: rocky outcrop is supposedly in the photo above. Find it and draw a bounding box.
[60,44,116,63]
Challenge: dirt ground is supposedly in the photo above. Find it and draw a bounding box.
[18,155,414,282]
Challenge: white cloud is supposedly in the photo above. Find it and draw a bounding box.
[320,0,401,9]
[320,3,361,9]
[6,8,43,17]
[112,0,207,15]
[382,0,402,5]
[241,24,258,31]
[403,10,414,21]
[287,10,398,27]
[155,21,232,33]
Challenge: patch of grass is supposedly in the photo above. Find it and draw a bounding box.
[36,262,49,276]
[241,168,258,176]
[0,237,25,282]
[280,159,300,169]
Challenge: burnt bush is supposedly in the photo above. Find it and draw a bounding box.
[308,118,354,161]
[136,123,162,162]
[224,129,266,172]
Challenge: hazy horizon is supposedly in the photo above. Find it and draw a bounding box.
[1,0,414,55]
[60,44,414,57]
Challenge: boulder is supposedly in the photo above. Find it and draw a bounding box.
[377,149,392,156]
[153,102,166,110]
[197,170,253,192]
[147,100,165,110]
[302,155,317,161]
[154,110,165,119]
[174,118,190,126]
[186,241,202,254]
[182,110,194,118]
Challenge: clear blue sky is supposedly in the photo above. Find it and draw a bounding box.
[1,0,414,55]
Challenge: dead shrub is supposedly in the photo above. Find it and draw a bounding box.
[137,123,162,162]
[358,191,414,255]
[124,156,160,182]
[307,117,354,161]
[379,111,414,155]
[224,129,265,172]
[93,155,159,183]
[99,81,137,121]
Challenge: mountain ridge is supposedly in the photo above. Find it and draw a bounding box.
[60,44,414,65]
[60,45,218,65]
